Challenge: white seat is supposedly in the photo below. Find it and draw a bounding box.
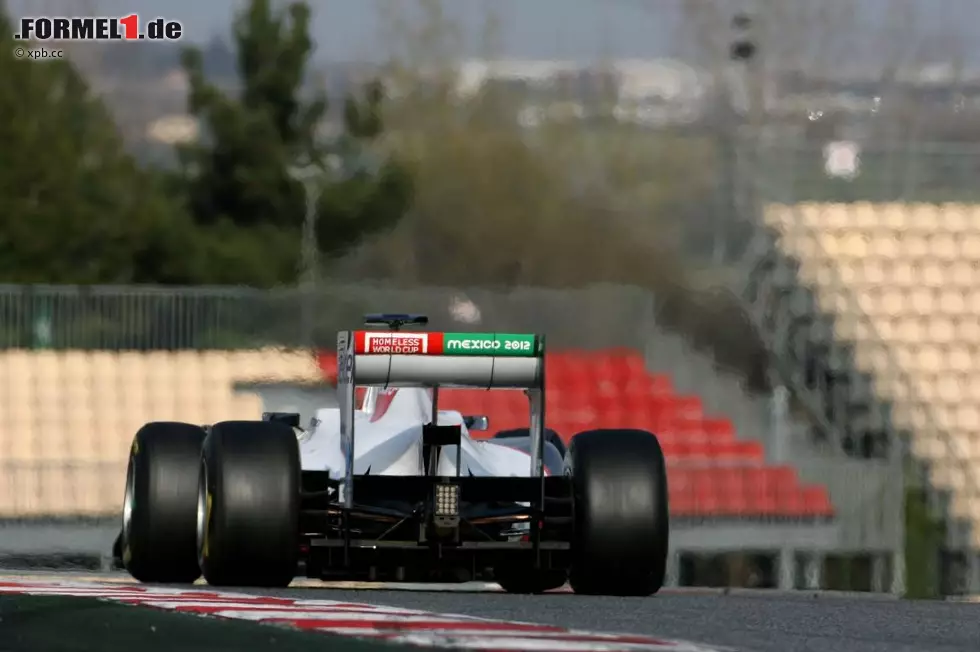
[947,261,980,287]
[936,289,976,316]
[858,258,887,286]
[944,345,978,374]
[852,203,887,229]
[771,201,980,547]
[896,232,930,258]
[904,204,945,231]
[953,405,980,432]
[0,348,329,518]
[906,287,936,315]
[928,232,959,261]
[960,233,980,259]
[825,231,870,259]
[909,345,943,373]
[927,316,957,345]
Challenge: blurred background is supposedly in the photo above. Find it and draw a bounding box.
[3,0,980,597]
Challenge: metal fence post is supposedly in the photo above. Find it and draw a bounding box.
[770,384,790,463]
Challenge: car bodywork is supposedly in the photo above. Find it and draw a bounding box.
[298,386,565,486]
[286,317,573,582]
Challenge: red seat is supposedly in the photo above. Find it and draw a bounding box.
[669,473,697,515]
[666,465,833,519]
[667,395,703,418]
[802,485,835,517]
[701,418,735,440]
[699,468,745,515]
[316,352,338,382]
[646,373,674,396]
[748,468,787,517]
[544,355,578,384]
[749,470,779,514]
[661,439,764,463]
[657,416,710,439]
[548,420,578,441]
[650,417,734,441]
[439,389,482,414]
[596,352,652,383]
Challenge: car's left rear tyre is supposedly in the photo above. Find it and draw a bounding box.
[198,420,300,588]
[122,422,207,583]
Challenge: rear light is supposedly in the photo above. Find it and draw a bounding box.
[435,483,460,517]
[434,482,461,527]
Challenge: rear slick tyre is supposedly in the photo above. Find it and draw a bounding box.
[566,428,669,596]
[197,420,300,588]
[122,422,206,583]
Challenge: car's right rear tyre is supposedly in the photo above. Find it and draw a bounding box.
[122,421,206,583]
[566,428,669,596]
[198,420,300,588]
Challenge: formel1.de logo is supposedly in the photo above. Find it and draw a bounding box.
[14,15,183,41]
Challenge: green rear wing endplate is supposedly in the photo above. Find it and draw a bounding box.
[336,331,545,390]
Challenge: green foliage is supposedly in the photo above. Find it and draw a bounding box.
[175,0,412,286]
[904,486,944,599]
[0,7,196,284]
[0,0,410,287]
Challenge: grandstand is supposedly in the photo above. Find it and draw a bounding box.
[762,201,980,593]
[0,349,322,517]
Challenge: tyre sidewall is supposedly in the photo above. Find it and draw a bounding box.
[566,429,669,595]
[123,422,206,583]
[199,420,300,587]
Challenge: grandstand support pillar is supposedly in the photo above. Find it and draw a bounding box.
[770,385,790,463]
[289,158,327,347]
[803,552,823,590]
[665,550,681,587]
[890,550,907,597]
[871,554,887,593]
[778,547,796,590]
[968,552,980,597]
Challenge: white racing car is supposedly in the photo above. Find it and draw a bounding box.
[115,314,670,595]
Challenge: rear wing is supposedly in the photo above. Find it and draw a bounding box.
[335,328,548,507]
[336,330,545,389]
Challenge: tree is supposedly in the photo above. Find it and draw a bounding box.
[176,0,412,287]
[0,4,197,284]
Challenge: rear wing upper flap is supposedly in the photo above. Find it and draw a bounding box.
[336,330,544,390]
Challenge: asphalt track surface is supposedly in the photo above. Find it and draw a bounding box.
[4,572,980,652]
[243,584,980,652]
